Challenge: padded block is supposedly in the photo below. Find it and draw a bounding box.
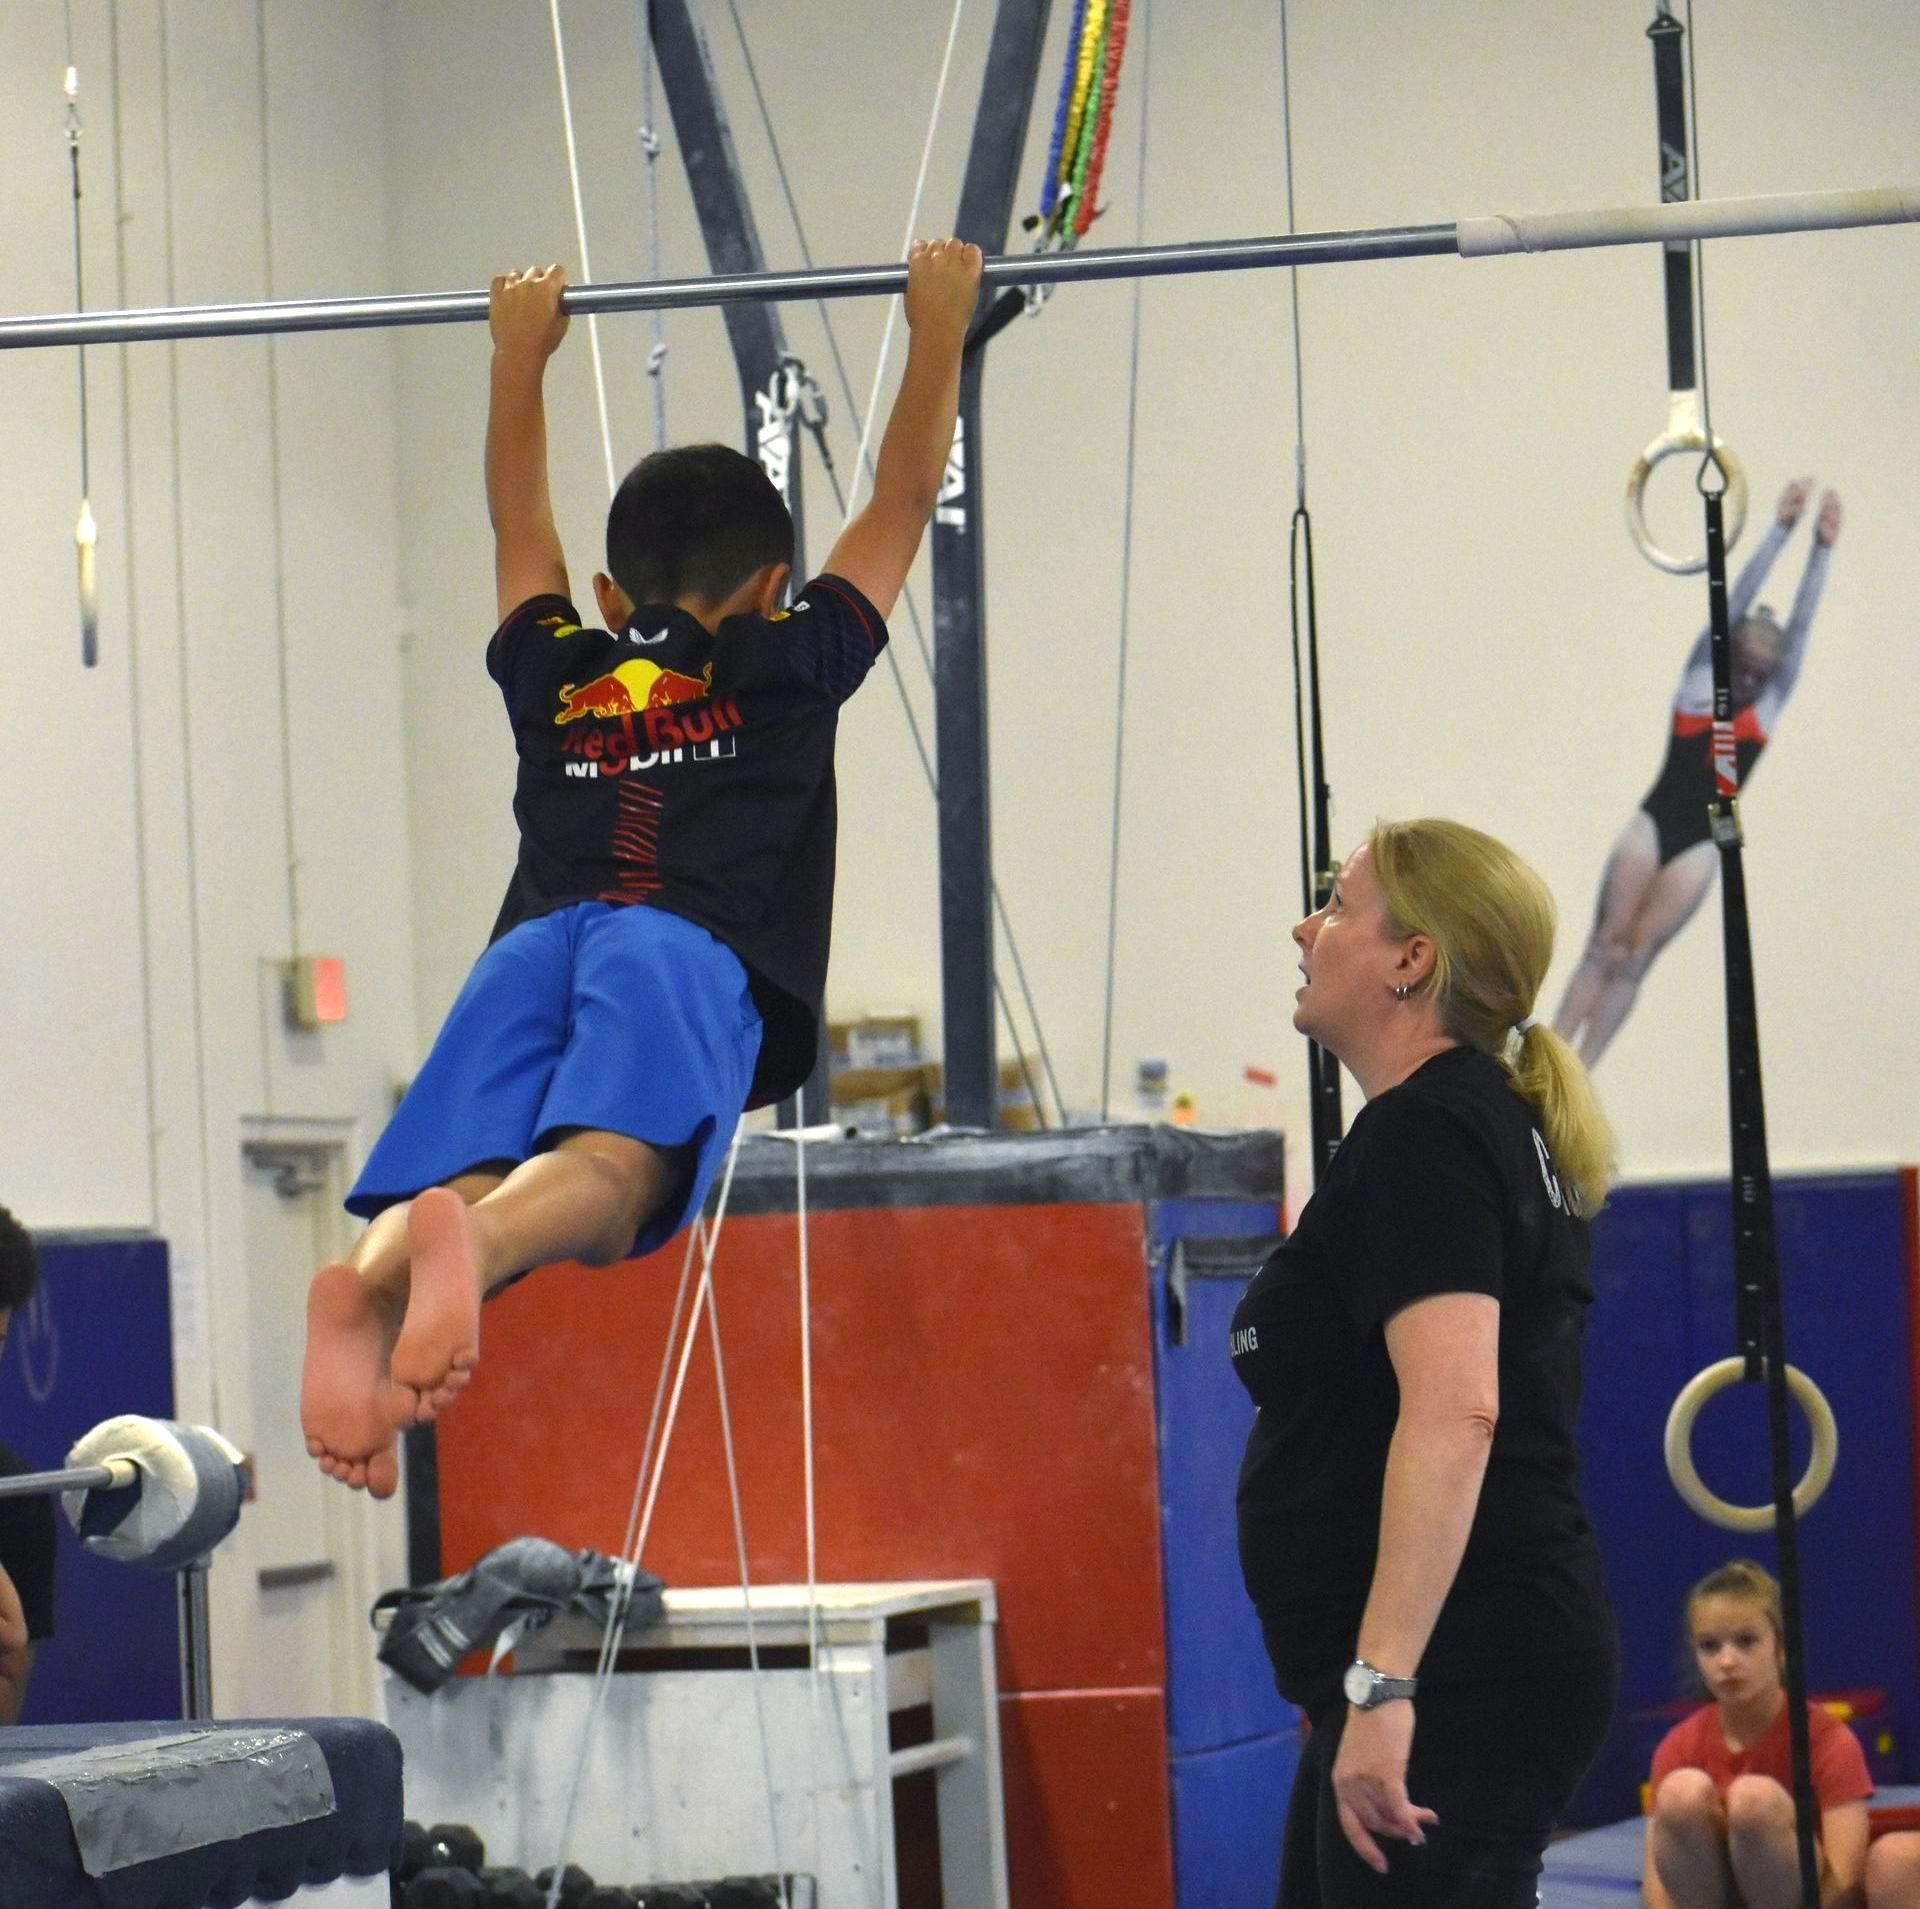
[1149,1208,1294,1756]
[999,1689,1174,1909]
[437,1201,1169,1694]
[1169,1732,1299,1909]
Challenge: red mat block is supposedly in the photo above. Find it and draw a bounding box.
[434,1200,1169,1694]
[999,1688,1175,1909]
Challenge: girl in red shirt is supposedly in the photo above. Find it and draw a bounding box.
[1645,1561,1871,1908]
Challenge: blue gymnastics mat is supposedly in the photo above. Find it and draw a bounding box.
[1541,1786,1920,1907]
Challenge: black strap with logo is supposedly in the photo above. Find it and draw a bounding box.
[1702,486,1820,1909]
[1648,4,1697,398]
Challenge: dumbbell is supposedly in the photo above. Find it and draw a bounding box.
[535,1865,598,1909]
[396,1821,436,1885]
[425,1823,488,1872]
[406,1867,488,1909]
[706,1881,788,1908]
[478,1866,544,1907]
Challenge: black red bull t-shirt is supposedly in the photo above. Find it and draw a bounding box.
[486,575,888,1106]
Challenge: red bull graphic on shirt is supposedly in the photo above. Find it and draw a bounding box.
[554,662,746,780]
[554,657,713,724]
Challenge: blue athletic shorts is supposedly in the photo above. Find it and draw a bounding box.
[347,902,762,1258]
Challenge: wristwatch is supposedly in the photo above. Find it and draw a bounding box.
[1343,1658,1418,1709]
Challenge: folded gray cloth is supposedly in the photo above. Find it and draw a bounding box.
[373,1538,663,1694]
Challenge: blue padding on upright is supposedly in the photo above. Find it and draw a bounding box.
[0,1717,403,1908]
[1170,1732,1299,1909]
[1150,1197,1298,1757]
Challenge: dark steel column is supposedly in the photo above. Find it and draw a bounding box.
[931,0,1052,1129]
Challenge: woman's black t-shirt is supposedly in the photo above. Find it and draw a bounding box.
[1232,1045,1613,1712]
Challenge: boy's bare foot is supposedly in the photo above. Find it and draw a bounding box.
[389,1187,485,1427]
[301,1263,403,1499]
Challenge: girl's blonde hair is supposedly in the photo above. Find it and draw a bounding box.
[1687,1558,1784,1643]
[1367,818,1616,1213]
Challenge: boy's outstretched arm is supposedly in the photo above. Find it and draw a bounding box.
[487,265,573,623]
[823,238,983,620]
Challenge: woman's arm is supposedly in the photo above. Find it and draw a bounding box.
[1353,1291,1501,1676]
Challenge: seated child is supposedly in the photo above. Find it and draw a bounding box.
[299,238,984,1497]
[1644,1559,1871,1909]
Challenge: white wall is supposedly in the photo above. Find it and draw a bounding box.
[0,0,417,1707]
[385,0,1917,1181]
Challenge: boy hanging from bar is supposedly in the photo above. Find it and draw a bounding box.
[300,238,984,1497]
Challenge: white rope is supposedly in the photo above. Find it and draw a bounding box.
[541,1131,744,1908]
[841,0,970,527]
[704,1249,791,1907]
[547,0,619,495]
[796,1127,821,1888]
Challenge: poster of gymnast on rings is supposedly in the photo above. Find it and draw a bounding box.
[1553,477,1841,1068]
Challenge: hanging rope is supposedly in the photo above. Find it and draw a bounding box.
[1068,0,1131,241]
[703,1256,792,1908]
[547,0,618,495]
[1038,0,1092,229]
[542,1136,747,1907]
[62,0,98,668]
[254,0,305,974]
[841,0,970,526]
[1029,0,1132,285]
[1277,0,1342,1180]
[1098,0,1151,1121]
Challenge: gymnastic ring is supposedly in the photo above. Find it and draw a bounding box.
[1626,430,1749,574]
[1663,1356,1838,1532]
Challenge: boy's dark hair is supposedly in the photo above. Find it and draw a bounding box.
[0,1204,39,1313]
[606,444,794,610]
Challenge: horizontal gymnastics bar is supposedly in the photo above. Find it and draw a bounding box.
[0,1460,134,1501]
[0,186,1911,352]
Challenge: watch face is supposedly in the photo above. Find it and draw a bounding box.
[1343,1662,1374,1707]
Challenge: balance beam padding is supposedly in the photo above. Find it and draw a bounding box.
[0,1718,402,1909]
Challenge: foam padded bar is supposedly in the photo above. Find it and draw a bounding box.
[1458,185,1920,256]
[0,1718,402,1909]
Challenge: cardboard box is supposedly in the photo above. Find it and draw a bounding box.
[829,1063,931,1138]
[828,1012,924,1074]
[922,1058,1043,1132]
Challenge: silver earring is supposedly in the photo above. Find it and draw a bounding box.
[1392,984,1412,1001]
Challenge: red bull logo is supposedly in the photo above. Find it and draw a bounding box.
[555,658,712,725]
